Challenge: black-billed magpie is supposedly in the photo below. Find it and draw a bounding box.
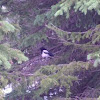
[40,47,54,58]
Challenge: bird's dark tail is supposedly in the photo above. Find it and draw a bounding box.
[49,52,54,57]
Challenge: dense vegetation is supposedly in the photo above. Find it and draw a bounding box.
[0,0,100,100]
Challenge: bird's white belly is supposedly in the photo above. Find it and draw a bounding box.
[42,52,49,58]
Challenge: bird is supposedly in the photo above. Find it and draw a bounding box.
[40,47,54,59]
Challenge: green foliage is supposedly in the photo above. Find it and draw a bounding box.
[0,18,28,98]
[5,61,91,100]
[0,88,4,100]
[30,61,90,99]
[54,0,75,18]
[0,20,16,41]
[20,32,48,48]
[1,0,100,99]
[33,0,99,33]
[46,24,100,45]
[34,5,59,26]
[0,41,28,70]
[0,21,15,33]
[87,50,100,67]
[54,0,100,18]
[34,14,46,26]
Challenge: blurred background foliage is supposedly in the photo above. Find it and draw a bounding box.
[0,0,100,100]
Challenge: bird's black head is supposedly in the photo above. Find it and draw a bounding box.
[40,47,46,52]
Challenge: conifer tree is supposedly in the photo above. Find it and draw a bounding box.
[1,0,100,100]
[0,17,28,100]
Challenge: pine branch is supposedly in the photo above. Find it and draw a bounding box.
[45,24,100,48]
